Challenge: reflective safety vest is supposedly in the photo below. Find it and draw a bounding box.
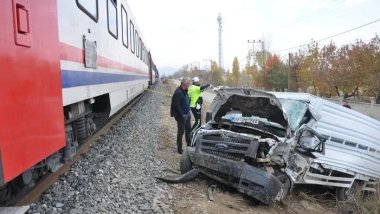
[188,85,202,108]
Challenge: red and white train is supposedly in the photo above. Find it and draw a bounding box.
[0,0,158,199]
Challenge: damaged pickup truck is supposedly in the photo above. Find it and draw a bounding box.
[180,88,380,205]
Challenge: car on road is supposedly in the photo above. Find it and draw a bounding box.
[181,88,380,205]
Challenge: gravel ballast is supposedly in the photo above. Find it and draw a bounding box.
[29,83,174,214]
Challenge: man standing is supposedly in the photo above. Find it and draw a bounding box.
[188,77,212,137]
[170,79,191,154]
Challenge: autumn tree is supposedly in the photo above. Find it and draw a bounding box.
[240,54,256,88]
[341,41,373,98]
[232,57,240,87]
[255,50,270,70]
[243,65,259,88]
[265,55,288,91]
[290,34,380,102]
[295,41,324,94]
[226,69,234,86]
[210,61,224,86]
[288,53,300,92]
[320,40,374,98]
[173,64,190,79]
[190,66,200,78]
[174,34,380,103]
[254,51,272,89]
[365,35,380,102]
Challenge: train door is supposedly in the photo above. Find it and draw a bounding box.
[0,0,65,184]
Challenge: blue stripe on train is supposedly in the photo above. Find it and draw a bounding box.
[61,70,148,88]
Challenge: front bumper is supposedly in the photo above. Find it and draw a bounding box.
[188,147,285,205]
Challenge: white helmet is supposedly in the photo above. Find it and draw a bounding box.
[192,77,200,83]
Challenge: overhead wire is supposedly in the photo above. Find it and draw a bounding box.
[273,17,380,53]
[226,18,380,69]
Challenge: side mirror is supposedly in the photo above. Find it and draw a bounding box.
[295,125,326,156]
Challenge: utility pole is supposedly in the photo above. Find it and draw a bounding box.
[203,59,213,83]
[247,40,264,63]
[203,59,212,70]
[190,61,200,71]
[262,42,266,65]
[288,53,292,91]
[217,13,224,69]
[248,39,265,89]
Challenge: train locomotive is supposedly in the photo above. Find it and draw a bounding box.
[0,0,158,200]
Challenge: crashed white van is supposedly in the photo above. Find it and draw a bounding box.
[182,88,380,204]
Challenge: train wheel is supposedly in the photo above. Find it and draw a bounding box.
[14,168,34,189]
[75,115,96,140]
[85,117,96,136]
[75,117,87,140]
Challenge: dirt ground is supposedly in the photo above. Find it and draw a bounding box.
[156,81,369,214]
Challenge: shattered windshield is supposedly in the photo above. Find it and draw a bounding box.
[279,99,308,131]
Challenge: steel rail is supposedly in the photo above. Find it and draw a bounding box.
[15,92,146,206]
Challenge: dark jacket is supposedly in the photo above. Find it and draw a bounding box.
[171,87,190,119]
[343,104,351,109]
[198,84,211,106]
[200,84,211,91]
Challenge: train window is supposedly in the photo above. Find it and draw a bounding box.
[145,48,148,64]
[143,47,145,63]
[139,38,143,60]
[135,31,139,58]
[145,49,148,64]
[130,21,135,53]
[143,48,146,63]
[107,0,118,39]
[142,45,145,63]
[76,0,98,22]
[145,47,147,64]
[121,5,128,48]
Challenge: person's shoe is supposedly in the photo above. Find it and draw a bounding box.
[178,150,183,154]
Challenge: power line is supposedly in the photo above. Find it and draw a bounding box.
[273,17,380,53]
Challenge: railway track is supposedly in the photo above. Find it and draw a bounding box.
[14,92,146,206]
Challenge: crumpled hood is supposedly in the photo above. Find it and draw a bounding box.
[210,88,289,129]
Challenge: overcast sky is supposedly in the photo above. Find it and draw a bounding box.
[127,0,380,72]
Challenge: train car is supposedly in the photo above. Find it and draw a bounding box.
[0,0,157,200]
[153,63,159,83]
[148,52,158,85]
[150,62,158,84]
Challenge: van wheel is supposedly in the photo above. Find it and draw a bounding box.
[276,173,291,200]
[180,149,192,174]
[336,182,363,202]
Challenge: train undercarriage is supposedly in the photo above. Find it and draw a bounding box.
[0,95,111,205]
